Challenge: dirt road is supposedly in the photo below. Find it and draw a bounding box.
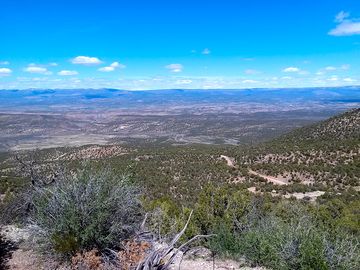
[248,169,288,185]
[220,155,236,167]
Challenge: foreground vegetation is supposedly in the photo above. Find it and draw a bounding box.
[147,184,359,269]
[0,108,359,269]
[31,165,143,255]
[2,162,358,269]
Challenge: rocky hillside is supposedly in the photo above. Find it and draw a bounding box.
[280,108,360,142]
[1,108,359,207]
[235,108,360,192]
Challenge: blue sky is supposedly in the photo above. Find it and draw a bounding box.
[0,0,360,90]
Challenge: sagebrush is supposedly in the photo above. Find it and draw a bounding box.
[30,165,143,255]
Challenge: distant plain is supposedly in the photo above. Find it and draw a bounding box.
[0,87,359,151]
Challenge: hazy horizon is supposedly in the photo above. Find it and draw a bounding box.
[1,85,360,92]
[1,0,360,90]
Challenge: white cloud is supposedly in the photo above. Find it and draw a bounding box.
[328,76,339,81]
[98,66,115,72]
[298,70,310,75]
[325,66,337,71]
[319,64,350,74]
[283,67,300,73]
[0,68,12,76]
[98,61,126,72]
[49,62,58,66]
[335,11,350,23]
[331,23,360,36]
[242,79,258,84]
[245,69,261,75]
[110,62,124,68]
[175,79,193,84]
[343,77,356,82]
[165,63,183,73]
[71,56,102,65]
[24,65,52,75]
[329,12,360,36]
[202,48,211,55]
[58,70,78,76]
[0,61,10,65]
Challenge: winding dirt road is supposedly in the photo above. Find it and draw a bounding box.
[248,169,288,185]
[220,155,288,186]
[220,155,236,167]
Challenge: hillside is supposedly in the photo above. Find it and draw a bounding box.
[1,108,358,206]
[1,108,359,270]
[234,108,360,194]
[280,108,360,142]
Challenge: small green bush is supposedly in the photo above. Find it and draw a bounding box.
[30,165,143,255]
[210,202,360,270]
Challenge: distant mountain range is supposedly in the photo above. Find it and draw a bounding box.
[0,87,359,112]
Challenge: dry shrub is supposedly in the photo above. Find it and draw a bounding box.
[62,209,203,270]
[71,249,103,270]
[118,240,151,270]
[69,240,154,270]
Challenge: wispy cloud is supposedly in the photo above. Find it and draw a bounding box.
[202,48,211,55]
[318,64,350,74]
[0,61,10,65]
[175,79,193,85]
[244,69,261,75]
[335,11,350,23]
[3,74,359,90]
[98,62,126,72]
[325,66,337,71]
[165,64,183,73]
[283,67,300,73]
[110,62,125,68]
[242,79,258,84]
[98,66,115,72]
[71,56,102,65]
[343,77,356,83]
[329,11,360,36]
[328,76,339,81]
[24,65,52,75]
[58,70,78,76]
[0,68,12,76]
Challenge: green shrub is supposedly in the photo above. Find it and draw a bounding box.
[209,224,241,257]
[218,211,359,269]
[193,184,251,234]
[144,184,359,270]
[206,188,360,270]
[30,165,143,255]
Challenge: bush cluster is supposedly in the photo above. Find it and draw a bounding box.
[146,184,360,270]
[30,165,143,255]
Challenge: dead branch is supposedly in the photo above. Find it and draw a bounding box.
[136,210,215,270]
